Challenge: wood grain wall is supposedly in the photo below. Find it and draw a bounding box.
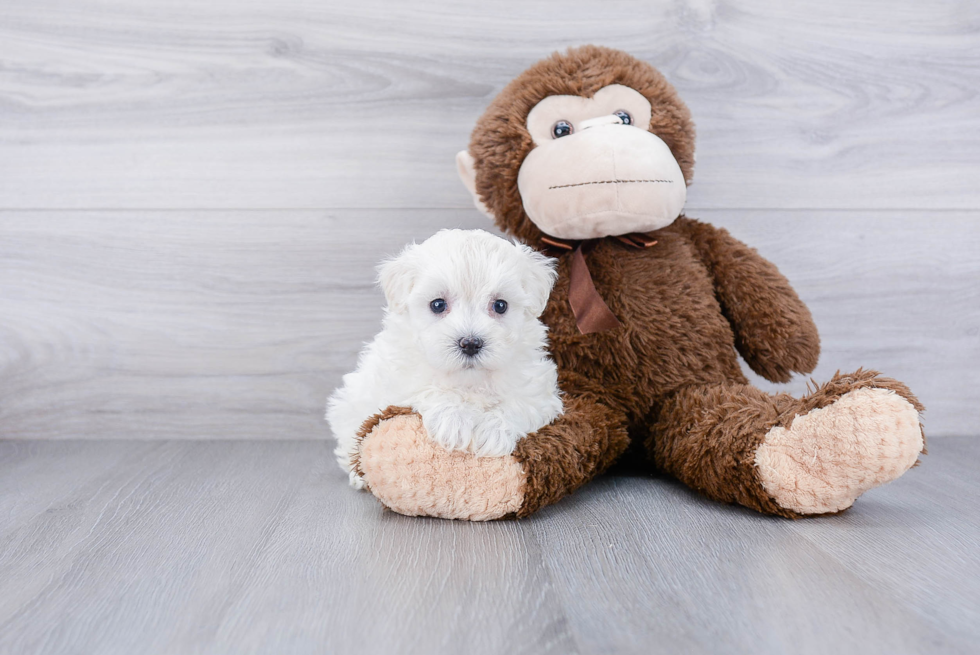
[1,0,978,438]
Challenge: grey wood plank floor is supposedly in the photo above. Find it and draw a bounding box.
[0,438,976,655]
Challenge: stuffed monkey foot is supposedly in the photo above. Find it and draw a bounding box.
[651,370,925,518]
[354,407,526,521]
[353,394,630,520]
[754,376,924,515]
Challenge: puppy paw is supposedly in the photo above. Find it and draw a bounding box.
[754,386,924,515]
[469,412,524,457]
[356,410,526,521]
[421,406,521,457]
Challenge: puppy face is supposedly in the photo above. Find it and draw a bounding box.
[378,229,557,373]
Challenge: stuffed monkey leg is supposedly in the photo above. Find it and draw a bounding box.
[355,394,629,520]
[511,392,630,517]
[648,370,925,518]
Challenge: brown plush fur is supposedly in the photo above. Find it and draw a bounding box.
[461,46,924,518]
[513,380,630,517]
[507,216,823,516]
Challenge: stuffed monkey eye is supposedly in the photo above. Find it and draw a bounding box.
[492,299,508,315]
[429,298,447,314]
[551,120,574,139]
[613,110,632,125]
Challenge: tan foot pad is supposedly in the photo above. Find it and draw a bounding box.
[357,413,526,521]
[755,388,924,515]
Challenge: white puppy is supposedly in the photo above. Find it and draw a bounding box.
[327,229,563,489]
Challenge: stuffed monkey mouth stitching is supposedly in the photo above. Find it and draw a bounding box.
[548,179,674,190]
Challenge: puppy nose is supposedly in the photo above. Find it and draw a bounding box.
[458,336,484,357]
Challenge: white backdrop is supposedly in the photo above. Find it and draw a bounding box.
[1,0,977,438]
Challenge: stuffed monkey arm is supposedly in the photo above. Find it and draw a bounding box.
[680,217,820,383]
[354,383,629,520]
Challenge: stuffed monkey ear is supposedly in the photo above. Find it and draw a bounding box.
[517,243,558,317]
[376,244,419,314]
[456,150,496,220]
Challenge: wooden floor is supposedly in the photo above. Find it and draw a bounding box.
[0,437,977,655]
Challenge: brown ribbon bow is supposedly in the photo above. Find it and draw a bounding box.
[540,232,658,334]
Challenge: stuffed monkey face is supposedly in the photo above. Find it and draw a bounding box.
[457,46,696,245]
[515,84,686,239]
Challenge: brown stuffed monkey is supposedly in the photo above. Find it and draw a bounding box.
[352,45,925,521]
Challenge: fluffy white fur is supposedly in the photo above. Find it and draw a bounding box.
[327,229,564,489]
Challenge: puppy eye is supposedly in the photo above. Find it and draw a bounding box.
[551,120,573,139]
[429,299,447,314]
[613,110,632,126]
[492,299,508,315]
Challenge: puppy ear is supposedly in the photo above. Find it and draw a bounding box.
[517,243,558,317]
[456,150,496,221]
[377,244,419,313]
